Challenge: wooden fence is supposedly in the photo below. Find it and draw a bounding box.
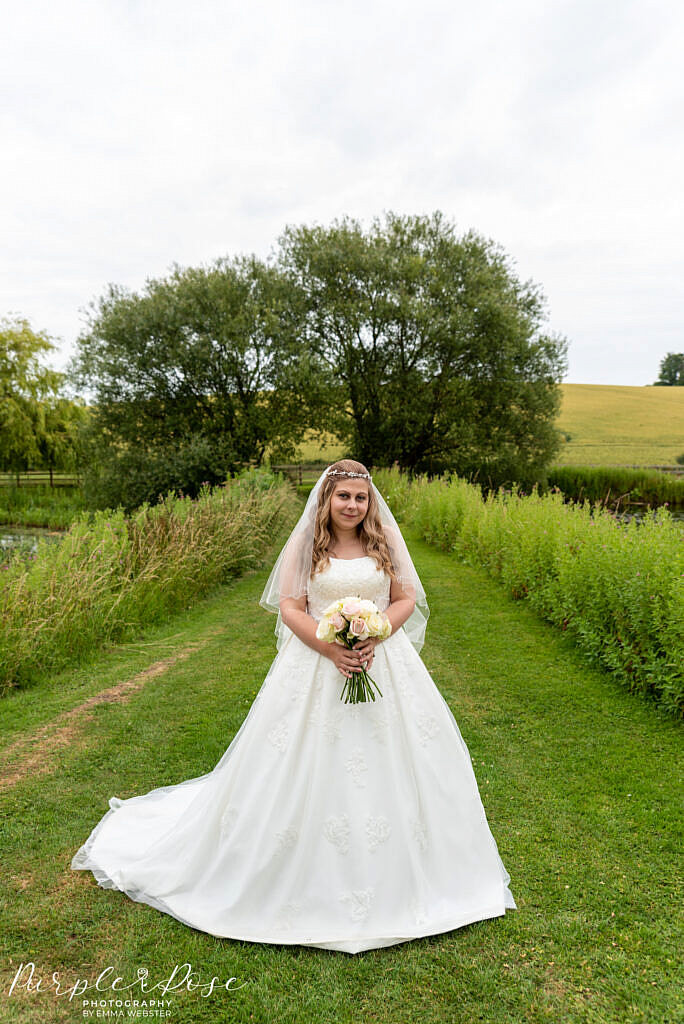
[3,462,681,490]
[0,470,82,487]
[270,463,328,486]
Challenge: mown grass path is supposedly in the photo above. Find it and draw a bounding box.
[0,526,681,1024]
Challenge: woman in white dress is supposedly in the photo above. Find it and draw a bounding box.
[71,459,517,954]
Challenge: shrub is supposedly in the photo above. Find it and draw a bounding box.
[373,468,684,718]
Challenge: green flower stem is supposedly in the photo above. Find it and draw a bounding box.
[338,635,384,703]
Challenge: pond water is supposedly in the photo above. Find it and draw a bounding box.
[0,526,66,560]
[612,507,684,525]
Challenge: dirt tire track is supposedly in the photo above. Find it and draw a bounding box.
[0,631,223,793]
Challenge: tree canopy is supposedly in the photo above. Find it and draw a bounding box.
[277,210,568,483]
[654,352,684,386]
[68,255,319,507]
[67,210,569,504]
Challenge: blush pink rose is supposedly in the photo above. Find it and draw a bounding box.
[341,599,362,617]
[331,612,345,630]
[349,617,369,639]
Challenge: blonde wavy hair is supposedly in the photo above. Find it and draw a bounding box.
[311,459,399,583]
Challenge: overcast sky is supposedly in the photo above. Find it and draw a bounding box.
[2,0,682,389]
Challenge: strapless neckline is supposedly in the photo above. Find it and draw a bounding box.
[307,553,390,623]
[329,555,373,562]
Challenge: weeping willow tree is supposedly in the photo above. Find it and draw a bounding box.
[0,315,85,483]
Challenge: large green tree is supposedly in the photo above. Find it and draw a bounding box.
[67,255,319,507]
[276,210,569,486]
[0,315,85,481]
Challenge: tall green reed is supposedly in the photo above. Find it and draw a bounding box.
[373,466,683,718]
[0,474,297,696]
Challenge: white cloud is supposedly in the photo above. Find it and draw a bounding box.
[1,0,682,386]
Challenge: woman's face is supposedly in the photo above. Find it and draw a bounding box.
[329,480,369,534]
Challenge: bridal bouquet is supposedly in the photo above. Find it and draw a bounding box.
[316,596,392,704]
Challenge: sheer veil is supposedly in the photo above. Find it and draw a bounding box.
[259,466,429,653]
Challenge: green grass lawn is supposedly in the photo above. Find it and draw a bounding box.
[0,527,681,1024]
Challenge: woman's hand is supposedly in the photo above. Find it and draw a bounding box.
[353,636,381,672]
[326,643,367,679]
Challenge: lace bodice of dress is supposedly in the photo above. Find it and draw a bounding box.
[306,556,391,622]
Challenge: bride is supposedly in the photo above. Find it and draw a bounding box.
[71,459,517,954]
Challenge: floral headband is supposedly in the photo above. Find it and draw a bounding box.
[325,469,372,481]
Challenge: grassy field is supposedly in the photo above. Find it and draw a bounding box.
[287,384,684,469]
[0,522,680,1024]
[554,384,684,467]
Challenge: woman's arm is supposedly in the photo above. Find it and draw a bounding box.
[279,595,331,657]
[380,525,418,633]
[353,578,416,668]
[384,577,417,634]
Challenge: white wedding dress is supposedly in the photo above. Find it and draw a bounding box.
[71,555,517,953]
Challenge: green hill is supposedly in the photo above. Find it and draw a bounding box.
[289,384,684,469]
[555,383,684,467]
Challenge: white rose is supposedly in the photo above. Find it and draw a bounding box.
[316,616,337,642]
[366,611,384,635]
